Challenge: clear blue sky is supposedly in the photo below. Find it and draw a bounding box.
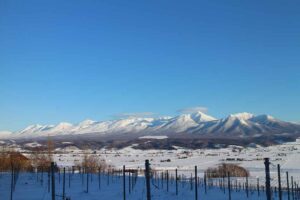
[1,0,300,131]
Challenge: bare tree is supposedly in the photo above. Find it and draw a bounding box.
[47,136,54,163]
[30,145,53,171]
[76,149,108,173]
[0,146,10,171]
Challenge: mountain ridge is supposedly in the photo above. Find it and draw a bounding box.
[1,111,300,140]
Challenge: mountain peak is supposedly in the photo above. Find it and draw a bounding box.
[190,111,216,122]
[20,124,43,133]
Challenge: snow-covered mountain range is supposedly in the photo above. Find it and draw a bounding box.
[1,112,300,139]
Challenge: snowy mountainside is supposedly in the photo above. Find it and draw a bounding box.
[2,111,300,140]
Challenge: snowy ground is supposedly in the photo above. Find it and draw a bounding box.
[0,171,290,200]
[40,138,300,184]
[1,139,300,199]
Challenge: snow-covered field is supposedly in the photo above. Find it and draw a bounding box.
[0,171,290,200]
[44,139,300,181]
[1,139,300,199]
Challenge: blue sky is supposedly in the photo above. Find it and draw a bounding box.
[1,0,300,131]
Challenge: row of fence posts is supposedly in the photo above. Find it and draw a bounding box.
[8,158,300,200]
[143,158,300,200]
[265,158,300,200]
[121,165,139,200]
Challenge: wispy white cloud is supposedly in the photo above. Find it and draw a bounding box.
[177,106,208,114]
[113,112,155,119]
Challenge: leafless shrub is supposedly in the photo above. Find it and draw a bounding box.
[75,152,108,173]
[205,163,249,178]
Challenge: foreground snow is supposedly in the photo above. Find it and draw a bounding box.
[2,139,300,199]
[0,172,289,200]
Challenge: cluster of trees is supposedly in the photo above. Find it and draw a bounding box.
[205,163,249,178]
[0,147,32,171]
[0,137,54,172]
[0,139,110,173]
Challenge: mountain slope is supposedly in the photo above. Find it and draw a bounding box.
[153,111,216,133]
[3,112,300,139]
[188,113,300,137]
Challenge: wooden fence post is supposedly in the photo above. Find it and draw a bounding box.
[286,172,290,200]
[167,170,169,192]
[145,160,151,200]
[63,168,65,200]
[129,171,131,194]
[10,164,13,200]
[228,172,231,200]
[291,176,294,200]
[204,172,207,194]
[175,169,178,195]
[51,162,55,200]
[195,166,198,200]
[277,164,282,200]
[123,165,126,200]
[264,158,271,200]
